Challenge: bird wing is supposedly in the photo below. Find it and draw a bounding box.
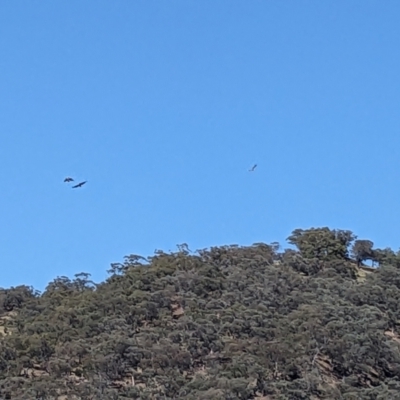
[72,181,87,188]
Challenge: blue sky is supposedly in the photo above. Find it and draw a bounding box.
[1,1,400,290]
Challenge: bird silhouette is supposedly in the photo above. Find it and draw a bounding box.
[72,181,87,189]
[64,177,74,182]
[249,164,257,172]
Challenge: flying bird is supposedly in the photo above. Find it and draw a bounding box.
[64,177,74,182]
[249,164,257,172]
[72,181,87,189]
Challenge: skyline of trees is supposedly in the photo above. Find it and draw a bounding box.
[0,227,399,398]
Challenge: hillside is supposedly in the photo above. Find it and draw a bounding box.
[1,228,400,399]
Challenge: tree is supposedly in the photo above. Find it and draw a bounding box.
[351,240,375,266]
[287,227,355,261]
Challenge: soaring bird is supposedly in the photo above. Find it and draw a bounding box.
[64,177,74,182]
[249,164,257,172]
[72,181,87,189]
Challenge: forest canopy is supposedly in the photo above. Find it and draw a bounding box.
[1,227,400,399]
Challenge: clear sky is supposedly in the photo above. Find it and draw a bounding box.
[1,1,400,291]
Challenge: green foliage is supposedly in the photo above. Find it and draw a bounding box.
[0,232,399,398]
[287,227,356,261]
[351,240,375,265]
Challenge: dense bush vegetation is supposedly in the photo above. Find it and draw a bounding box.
[1,227,400,399]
